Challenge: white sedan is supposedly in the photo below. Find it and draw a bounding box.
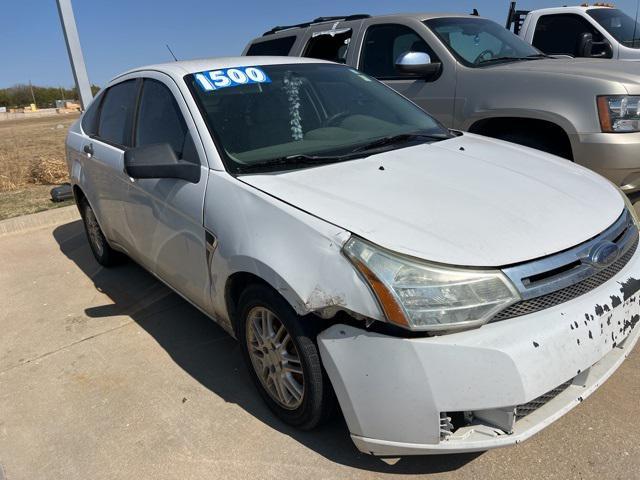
[65,56,640,456]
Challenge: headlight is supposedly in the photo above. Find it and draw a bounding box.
[343,237,521,332]
[597,96,640,132]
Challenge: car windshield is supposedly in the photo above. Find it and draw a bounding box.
[425,17,543,66]
[187,63,449,173]
[588,8,640,48]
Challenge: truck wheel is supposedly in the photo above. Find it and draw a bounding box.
[237,284,335,430]
[79,199,120,267]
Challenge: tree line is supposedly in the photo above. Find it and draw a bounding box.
[0,84,101,109]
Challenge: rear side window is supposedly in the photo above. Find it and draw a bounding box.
[360,24,438,79]
[303,30,352,63]
[97,80,138,147]
[533,14,605,56]
[80,92,102,136]
[246,36,296,56]
[134,79,188,158]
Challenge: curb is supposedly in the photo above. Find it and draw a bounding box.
[0,205,81,237]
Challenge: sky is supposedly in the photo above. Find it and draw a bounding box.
[1,0,639,89]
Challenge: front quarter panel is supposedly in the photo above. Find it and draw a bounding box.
[455,66,626,135]
[204,171,383,333]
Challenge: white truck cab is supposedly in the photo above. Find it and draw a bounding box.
[508,2,640,60]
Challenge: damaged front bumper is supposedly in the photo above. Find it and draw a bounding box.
[318,249,640,456]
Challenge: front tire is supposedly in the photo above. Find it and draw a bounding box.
[237,284,335,430]
[79,199,120,267]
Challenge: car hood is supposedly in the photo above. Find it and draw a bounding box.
[492,57,640,87]
[240,133,623,267]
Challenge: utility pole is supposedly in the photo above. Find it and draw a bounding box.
[29,80,36,107]
[56,0,93,110]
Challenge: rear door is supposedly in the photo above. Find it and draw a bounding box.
[300,19,365,64]
[122,72,212,311]
[77,79,139,248]
[354,20,457,127]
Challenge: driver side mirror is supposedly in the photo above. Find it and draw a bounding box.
[124,143,200,183]
[577,32,613,58]
[577,32,594,57]
[394,51,442,79]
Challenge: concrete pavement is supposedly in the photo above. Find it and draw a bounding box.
[0,207,639,479]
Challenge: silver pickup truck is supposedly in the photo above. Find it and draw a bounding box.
[244,13,640,192]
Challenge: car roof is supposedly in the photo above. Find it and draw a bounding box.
[112,56,332,84]
[258,12,475,36]
[528,5,614,14]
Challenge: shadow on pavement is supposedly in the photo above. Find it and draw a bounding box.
[53,219,480,475]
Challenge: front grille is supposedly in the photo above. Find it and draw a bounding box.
[493,237,638,322]
[515,381,573,420]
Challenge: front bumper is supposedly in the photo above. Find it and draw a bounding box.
[318,241,640,456]
[573,132,640,192]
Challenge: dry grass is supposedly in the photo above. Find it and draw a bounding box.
[0,114,79,220]
[0,185,73,220]
[0,114,79,191]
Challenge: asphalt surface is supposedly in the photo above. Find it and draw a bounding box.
[0,207,639,480]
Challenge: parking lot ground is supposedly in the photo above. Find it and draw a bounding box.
[1,207,640,480]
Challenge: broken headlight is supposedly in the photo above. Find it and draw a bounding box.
[597,96,640,133]
[343,236,521,332]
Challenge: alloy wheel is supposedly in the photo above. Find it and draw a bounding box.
[246,306,305,410]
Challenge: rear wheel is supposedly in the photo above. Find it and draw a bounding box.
[237,284,335,429]
[79,199,120,267]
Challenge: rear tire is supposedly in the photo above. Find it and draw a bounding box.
[237,284,336,430]
[79,199,120,267]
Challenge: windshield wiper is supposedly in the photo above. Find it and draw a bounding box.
[476,56,523,65]
[351,131,449,153]
[478,54,549,66]
[238,153,359,173]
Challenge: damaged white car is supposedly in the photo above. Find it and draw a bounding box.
[66,57,640,456]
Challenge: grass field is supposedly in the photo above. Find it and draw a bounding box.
[0,113,79,220]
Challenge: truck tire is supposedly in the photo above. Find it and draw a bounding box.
[79,199,120,267]
[237,284,336,430]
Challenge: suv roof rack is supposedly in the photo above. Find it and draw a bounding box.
[262,14,370,36]
[505,1,529,35]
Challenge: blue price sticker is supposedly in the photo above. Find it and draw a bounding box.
[194,67,271,92]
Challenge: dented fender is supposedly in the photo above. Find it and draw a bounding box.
[203,171,384,330]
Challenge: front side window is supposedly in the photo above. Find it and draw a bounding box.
[246,36,297,56]
[360,24,439,79]
[135,79,188,158]
[188,63,449,174]
[97,80,138,147]
[426,17,541,66]
[533,14,605,56]
[303,30,352,63]
[588,8,640,48]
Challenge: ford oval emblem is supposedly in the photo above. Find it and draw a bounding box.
[589,241,620,268]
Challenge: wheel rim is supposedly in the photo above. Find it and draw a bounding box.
[246,306,304,410]
[85,207,104,257]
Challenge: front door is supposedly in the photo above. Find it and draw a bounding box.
[356,22,457,127]
[122,73,211,312]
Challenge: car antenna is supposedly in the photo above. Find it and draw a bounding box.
[166,44,178,62]
[633,0,640,48]
[471,8,479,16]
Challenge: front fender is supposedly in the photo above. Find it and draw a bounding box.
[205,171,384,328]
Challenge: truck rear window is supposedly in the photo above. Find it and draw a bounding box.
[246,36,296,56]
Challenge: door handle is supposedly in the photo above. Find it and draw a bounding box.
[83,144,94,156]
